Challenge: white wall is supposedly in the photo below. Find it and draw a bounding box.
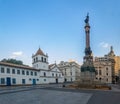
[0,65,39,85]
[32,55,48,70]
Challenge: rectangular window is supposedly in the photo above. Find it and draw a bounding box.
[12,69,15,74]
[56,74,58,77]
[99,70,102,75]
[52,73,54,77]
[1,67,5,73]
[7,68,10,74]
[26,71,29,75]
[31,71,33,76]
[106,68,108,70]
[12,78,16,84]
[95,70,98,75]
[17,70,20,74]
[22,70,25,75]
[34,72,37,76]
[1,78,5,84]
[65,69,66,72]
[22,79,25,84]
[44,72,46,77]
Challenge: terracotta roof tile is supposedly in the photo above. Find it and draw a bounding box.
[0,61,39,71]
[35,48,45,56]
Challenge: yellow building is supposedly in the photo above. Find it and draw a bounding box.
[114,56,120,76]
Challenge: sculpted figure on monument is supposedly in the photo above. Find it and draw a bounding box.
[84,13,89,23]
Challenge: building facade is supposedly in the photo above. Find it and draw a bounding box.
[94,46,115,83]
[94,57,113,83]
[114,56,120,76]
[0,62,40,86]
[0,48,64,86]
[57,61,80,82]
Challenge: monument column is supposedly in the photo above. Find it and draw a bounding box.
[81,13,95,83]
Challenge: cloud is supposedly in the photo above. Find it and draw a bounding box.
[10,51,23,58]
[99,42,110,48]
[13,51,23,56]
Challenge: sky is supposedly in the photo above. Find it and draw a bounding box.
[0,0,120,66]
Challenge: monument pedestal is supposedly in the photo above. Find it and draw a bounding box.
[81,71,95,84]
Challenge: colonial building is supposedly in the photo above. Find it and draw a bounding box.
[0,62,39,86]
[0,48,64,86]
[57,61,80,82]
[94,46,115,83]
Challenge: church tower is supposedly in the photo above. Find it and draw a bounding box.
[32,48,48,70]
[81,13,95,82]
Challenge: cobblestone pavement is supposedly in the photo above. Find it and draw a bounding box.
[0,88,92,104]
[0,84,120,104]
[0,84,63,94]
[41,87,120,104]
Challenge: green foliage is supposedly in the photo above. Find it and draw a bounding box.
[1,58,23,65]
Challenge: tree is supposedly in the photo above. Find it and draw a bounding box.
[1,58,23,65]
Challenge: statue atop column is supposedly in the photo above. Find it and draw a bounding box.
[84,13,89,24]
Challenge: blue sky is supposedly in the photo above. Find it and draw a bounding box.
[0,0,120,66]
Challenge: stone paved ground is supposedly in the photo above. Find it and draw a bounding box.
[0,84,120,104]
[0,89,92,104]
[42,87,120,104]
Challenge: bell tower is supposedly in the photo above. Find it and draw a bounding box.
[32,48,48,70]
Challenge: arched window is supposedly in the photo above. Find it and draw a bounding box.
[41,57,43,62]
[36,57,38,62]
[34,58,35,62]
[44,58,46,62]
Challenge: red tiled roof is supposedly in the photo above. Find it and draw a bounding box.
[0,61,39,71]
[35,48,45,56]
[49,64,55,69]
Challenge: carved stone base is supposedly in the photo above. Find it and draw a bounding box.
[80,71,95,84]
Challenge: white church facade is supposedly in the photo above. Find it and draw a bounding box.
[0,48,64,86]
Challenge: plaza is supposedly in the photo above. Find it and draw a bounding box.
[0,84,120,104]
